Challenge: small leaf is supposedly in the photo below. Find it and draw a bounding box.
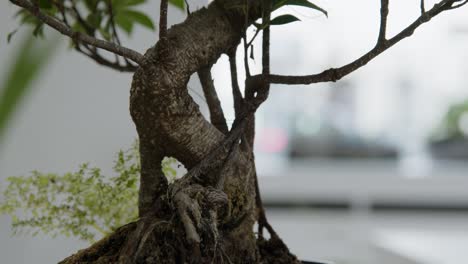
[7,30,18,43]
[86,13,102,28]
[124,0,146,7]
[113,0,146,10]
[38,0,53,9]
[169,0,185,10]
[84,0,98,12]
[32,23,44,37]
[115,14,134,34]
[270,14,301,26]
[121,9,155,30]
[273,0,328,17]
[99,27,112,41]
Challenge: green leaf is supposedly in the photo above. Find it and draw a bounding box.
[38,0,53,9]
[7,30,18,43]
[123,0,147,7]
[121,9,155,30]
[86,13,102,28]
[273,0,328,17]
[169,0,185,10]
[115,14,134,34]
[84,0,99,12]
[270,14,301,26]
[99,27,112,41]
[112,0,146,10]
[32,23,44,37]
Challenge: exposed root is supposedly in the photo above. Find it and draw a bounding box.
[258,236,301,264]
[59,214,300,264]
[60,153,299,264]
[169,181,230,261]
[59,222,137,264]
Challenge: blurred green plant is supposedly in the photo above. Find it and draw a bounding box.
[432,100,468,142]
[0,33,59,142]
[0,141,178,243]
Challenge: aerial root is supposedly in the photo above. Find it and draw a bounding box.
[170,182,229,262]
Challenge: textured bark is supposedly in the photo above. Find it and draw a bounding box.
[9,0,467,263]
[61,1,298,263]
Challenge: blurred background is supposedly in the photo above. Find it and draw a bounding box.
[1,0,468,263]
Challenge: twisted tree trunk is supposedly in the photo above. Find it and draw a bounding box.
[60,1,297,263]
[24,0,463,261]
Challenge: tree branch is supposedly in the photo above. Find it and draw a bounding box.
[255,0,274,238]
[378,0,389,44]
[160,0,168,40]
[70,0,95,36]
[198,66,229,134]
[78,48,138,72]
[446,0,468,9]
[228,50,244,118]
[262,0,271,77]
[10,0,145,65]
[266,0,465,85]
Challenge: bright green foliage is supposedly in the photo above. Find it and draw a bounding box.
[0,142,178,243]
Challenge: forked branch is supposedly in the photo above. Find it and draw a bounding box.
[266,0,467,85]
[378,0,389,44]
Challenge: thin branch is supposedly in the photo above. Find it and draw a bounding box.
[107,0,125,63]
[243,38,251,77]
[246,28,261,47]
[228,50,243,118]
[185,0,191,15]
[378,0,389,44]
[110,13,121,62]
[70,0,95,35]
[243,0,251,77]
[421,0,426,13]
[10,0,145,65]
[160,0,168,40]
[198,66,229,134]
[55,0,70,27]
[446,0,468,9]
[266,0,465,85]
[255,0,275,238]
[262,0,271,77]
[78,48,138,72]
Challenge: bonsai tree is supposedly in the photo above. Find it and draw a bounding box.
[4,0,467,263]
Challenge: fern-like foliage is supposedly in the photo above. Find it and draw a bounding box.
[0,141,177,243]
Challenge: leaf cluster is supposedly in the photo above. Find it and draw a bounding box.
[0,141,178,243]
[9,0,185,42]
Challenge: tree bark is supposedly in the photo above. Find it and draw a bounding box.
[8,0,467,263]
[60,1,299,263]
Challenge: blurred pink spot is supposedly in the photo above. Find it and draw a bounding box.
[256,128,288,153]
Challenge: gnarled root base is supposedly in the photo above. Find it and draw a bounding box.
[59,214,300,264]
